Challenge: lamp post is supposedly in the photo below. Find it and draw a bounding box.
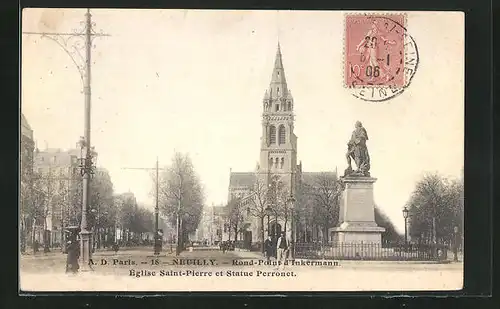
[78,134,96,271]
[265,206,278,237]
[287,195,296,259]
[402,206,409,245]
[23,9,110,272]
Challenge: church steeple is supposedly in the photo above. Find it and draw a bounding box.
[263,42,294,113]
[269,42,288,99]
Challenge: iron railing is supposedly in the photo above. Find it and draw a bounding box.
[294,242,448,261]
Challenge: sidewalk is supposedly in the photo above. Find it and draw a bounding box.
[20,247,176,260]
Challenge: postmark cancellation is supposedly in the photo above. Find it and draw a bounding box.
[344,13,419,102]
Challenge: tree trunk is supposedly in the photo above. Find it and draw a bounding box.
[20,216,26,253]
[31,217,36,254]
[260,216,265,253]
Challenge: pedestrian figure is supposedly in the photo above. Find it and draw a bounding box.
[222,241,227,254]
[264,235,273,261]
[276,232,289,270]
[112,242,120,253]
[65,240,80,274]
[33,240,40,254]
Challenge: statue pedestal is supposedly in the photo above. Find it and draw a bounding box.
[330,177,385,244]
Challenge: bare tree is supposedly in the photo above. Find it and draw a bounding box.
[274,180,292,233]
[31,169,58,252]
[294,181,315,242]
[157,152,205,251]
[307,173,342,243]
[247,176,270,251]
[408,172,464,243]
[227,197,244,241]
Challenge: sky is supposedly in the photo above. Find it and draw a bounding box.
[21,9,464,233]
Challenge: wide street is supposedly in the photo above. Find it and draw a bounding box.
[20,246,463,292]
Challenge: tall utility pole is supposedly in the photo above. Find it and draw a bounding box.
[122,157,167,255]
[23,9,110,271]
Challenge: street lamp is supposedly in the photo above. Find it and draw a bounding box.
[402,206,409,245]
[287,195,296,258]
[286,195,296,231]
[265,206,272,235]
[265,205,278,237]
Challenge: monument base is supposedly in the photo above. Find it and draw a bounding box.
[330,222,385,244]
[330,176,385,244]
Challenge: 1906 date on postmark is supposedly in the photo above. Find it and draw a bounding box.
[344,13,419,102]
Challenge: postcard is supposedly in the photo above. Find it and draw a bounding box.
[20,9,464,292]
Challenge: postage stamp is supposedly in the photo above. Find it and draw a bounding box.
[344,13,419,101]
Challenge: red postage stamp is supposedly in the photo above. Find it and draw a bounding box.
[345,14,407,88]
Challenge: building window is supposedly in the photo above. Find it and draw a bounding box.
[269,125,276,144]
[281,158,284,168]
[275,158,279,168]
[288,102,291,111]
[275,104,279,112]
[278,125,286,144]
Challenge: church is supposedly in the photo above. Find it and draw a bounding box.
[227,44,336,247]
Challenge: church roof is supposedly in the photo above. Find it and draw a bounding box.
[229,172,256,188]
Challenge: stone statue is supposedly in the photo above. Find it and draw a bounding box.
[344,121,371,177]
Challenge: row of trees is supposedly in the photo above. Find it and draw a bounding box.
[407,171,464,244]
[156,152,205,252]
[19,162,156,253]
[114,193,156,245]
[225,171,401,246]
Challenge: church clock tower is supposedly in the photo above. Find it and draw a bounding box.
[259,43,298,197]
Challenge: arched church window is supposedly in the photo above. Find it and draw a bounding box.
[269,157,274,167]
[278,125,286,145]
[275,104,279,112]
[269,126,276,144]
[275,158,279,168]
[287,102,291,111]
[277,87,280,95]
[280,158,284,168]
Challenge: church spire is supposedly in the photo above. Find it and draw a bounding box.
[269,42,288,99]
